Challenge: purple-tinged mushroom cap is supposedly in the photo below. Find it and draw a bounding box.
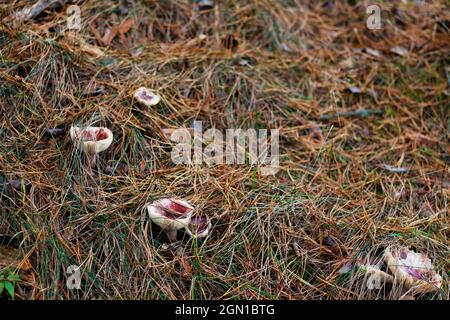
[147,198,194,242]
[70,126,113,154]
[185,214,211,239]
[134,87,161,107]
[384,246,442,293]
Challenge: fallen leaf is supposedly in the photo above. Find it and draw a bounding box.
[348,86,362,94]
[323,236,338,248]
[280,42,295,53]
[8,178,31,191]
[118,19,134,47]
[338,261,353,274]
[102,27,119,46]
[79,42,104,58]
[381,164,410,173]
[364,48,383,58]
[64,33,105,58]
[391,46,409,57]
[185,34,207,48]
[118,19,134,35]
[179,257,193,277]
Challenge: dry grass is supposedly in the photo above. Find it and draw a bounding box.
[0,0,449,300]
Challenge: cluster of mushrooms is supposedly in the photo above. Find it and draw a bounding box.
[147,198,211,242]
[69,87,211,243]
[359,246,442,296]
[69,87,443,290]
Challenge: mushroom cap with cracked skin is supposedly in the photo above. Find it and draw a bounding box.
[70,126,113,154]
[384,246,442,293]
[147,198,193,231]
[134,87,161,107]
[185,214,211,239]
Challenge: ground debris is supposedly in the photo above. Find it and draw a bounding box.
[0,245,32,271]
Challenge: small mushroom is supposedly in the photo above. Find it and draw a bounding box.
[185,214,211,239]
[133,87,161,107]
[70,126,113,175]
[147,198,193,242]
[384,246,442,294]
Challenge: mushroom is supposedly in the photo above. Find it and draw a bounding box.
[384,246,442,294]
[185,214,211,239]
[360,264,394,285]
[133,87,161,107]
[70,126,113,175]
[356,254,394,287]
[147,198,193,242]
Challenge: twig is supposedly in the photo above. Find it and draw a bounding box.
[9,0,76,22]
[319,108,384,121]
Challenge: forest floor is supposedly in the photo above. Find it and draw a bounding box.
[0,0,449,300]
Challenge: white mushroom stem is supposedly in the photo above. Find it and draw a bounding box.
[85,151,98,175]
